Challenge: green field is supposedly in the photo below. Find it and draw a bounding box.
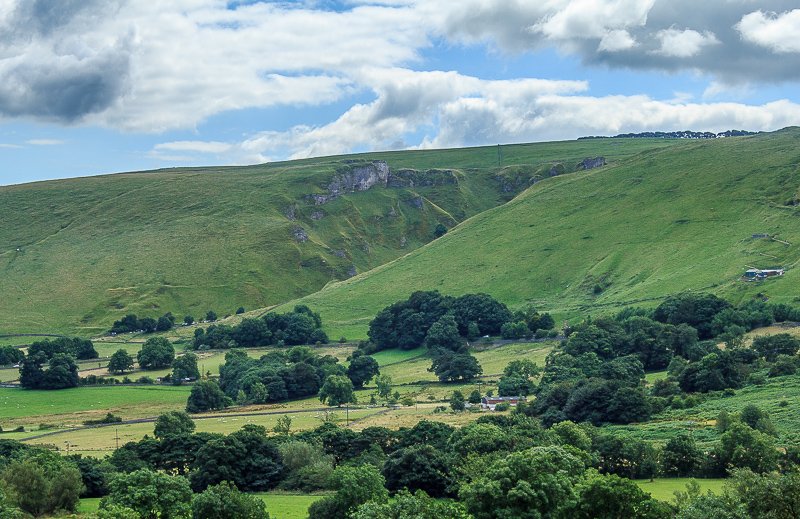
[634,478,726,503]
[293,129,800,340]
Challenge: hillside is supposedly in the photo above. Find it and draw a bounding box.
[295,128,800,340]
[0,138,677,335]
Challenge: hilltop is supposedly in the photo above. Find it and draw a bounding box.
[0,137,679,335]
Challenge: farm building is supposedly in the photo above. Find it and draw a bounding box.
[743,268,785,280]
[481,396,526,410]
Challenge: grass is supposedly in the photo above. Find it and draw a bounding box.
[0,137,685,336]
[634,478,726,503]
[292,129,800,340]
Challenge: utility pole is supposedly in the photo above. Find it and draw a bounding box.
[115,428,119,450]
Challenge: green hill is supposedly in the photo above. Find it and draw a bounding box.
[295,128,800,340]
[0,137,676,335]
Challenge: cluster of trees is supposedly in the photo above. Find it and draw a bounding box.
[216,346,346,407]
[109,313,177,334]
[27,336,98,360]
[367,291,516,352]
[19,353,80,390]
[3,403,797,519]
[0,345,24,366]
[192,305,328,350]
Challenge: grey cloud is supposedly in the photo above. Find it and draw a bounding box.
[0,45,131,122]
[444,0,800,86]
[3,0,126,38]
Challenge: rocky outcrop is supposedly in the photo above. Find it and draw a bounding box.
[309,160,390,205]
[400,236,407,247]
[284,204,298,221]
[578,157,606,170]
[330,250,347,258]
[311,211,324,220]
[292,227,308,243]
[406,196,424,210]
[387,169,458,187]
[347,266,357,278]
[388,207,397,218]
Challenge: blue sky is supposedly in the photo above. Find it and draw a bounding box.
[2,0,800,186]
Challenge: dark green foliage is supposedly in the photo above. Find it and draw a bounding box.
[100,469,192,519]
[0,345,24,366]
[714,422,778,475]
[186,379,233,413]
[381,445,454,497]
[433,223,448,238]
[206,310,218,321]
[107,349,134,374]
[368,291,453,351]
[65,454,110,498]
[460,445,585,519]
[573,470,672,519]
[653,293,731,340]
[449,390,465,412]
[137,337,175,370]
[429,350,483,382]
[497,375,535,397]
[425,314,463,351]
[191,481,270,519]
[234,318,271,348]
[451,293,513,336]
[156,316,173,331]
[352,489,470,519]
[21,352,80,390]
[769,354,800,377]
[347,356,380,388]
[1,452,85,517]
[236,306,245,314]
[171,353,200,383]
[309,464,388,519]
[468,390,482,404]
[318,375,356,406]
[679,350,744,393]
[153,411,196,439]
[83,412,123,425]
[752,333,800,362]
[190,429,283,493]
[27,336,97,360]
[660,433,702,477]
[500,321,531,340]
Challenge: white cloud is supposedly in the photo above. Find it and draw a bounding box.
[737,9,800,53]
[155,141,232,153]
[654,27,720,57]
[530,0,655,41]
[0,143,23,148]
[26,139,64,145]
[598,29,638,52]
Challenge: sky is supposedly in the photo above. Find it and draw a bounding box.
[2,0,800,186]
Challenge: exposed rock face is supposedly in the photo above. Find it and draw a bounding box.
[330,250,347,258]
[579,157,606,170]
[347,266,357,278]
[310,160,390,205]
[292,227,308,243]
[285,204,298,221]
[400,236,407,247]
[311,211,324,220]
[387,169,458,187]
[406,196,424,210]
[388,207,397,217]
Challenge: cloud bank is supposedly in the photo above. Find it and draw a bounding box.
[1,0,799,165]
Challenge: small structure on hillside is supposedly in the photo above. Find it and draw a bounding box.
[481,396,526,410]
[753,233,771,239]
[743,268,785,281]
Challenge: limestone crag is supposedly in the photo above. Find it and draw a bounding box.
[578,157,606,170]
[310,160,390,205]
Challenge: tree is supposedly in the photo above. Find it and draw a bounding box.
[40,353,80,390]
[184,315,194,325]
[318,375,356,407]
[353,489,470,519]
[235,318,271,348]
[433,223,448,238]
[191,481,270,519]
[347,356,380,388]
[171,353,200,383]
[1,454,84,517]
[376,374,392,400]
[137,337,175,370]
[19,352,46,389]
[449,390,465,412]
[0,345,24,366]
[154,411,196,439]
[206,311,218,322]
[273,416,292,435]
[661,433,702,477]
[236,306,246,314]
[573,470,670,519]
[108,349,134,375]
[460,445,585,519]
[186,380,233,413]
[309,464,389,519]
[451,293,513,336]
[468,390,482,404]
[715,422,778,475]
[752,334,800,362]
[100,469,192,519]
[429,350,483,382]
[156,316,173,332]
[425,315,462,351]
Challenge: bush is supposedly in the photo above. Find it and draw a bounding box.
[494,402,511,412]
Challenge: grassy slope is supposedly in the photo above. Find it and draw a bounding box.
[0,139,676,336]
[297,128,800,340]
